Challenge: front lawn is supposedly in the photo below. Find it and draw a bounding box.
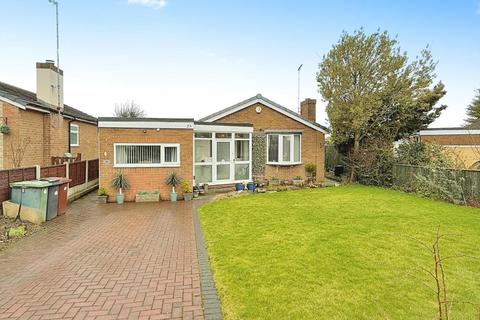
[199,185,480,319]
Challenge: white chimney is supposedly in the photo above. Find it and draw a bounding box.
[36,60,64,110]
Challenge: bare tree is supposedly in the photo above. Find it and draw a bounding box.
[113,100,146,118]
[10,137,30,168]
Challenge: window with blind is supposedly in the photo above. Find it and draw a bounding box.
[114,144,180,167]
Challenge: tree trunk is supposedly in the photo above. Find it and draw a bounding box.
[350,131,361,182]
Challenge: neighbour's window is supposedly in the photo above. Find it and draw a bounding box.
[70,124,79,146]
[114,144,180,167]
[267,134,301,164]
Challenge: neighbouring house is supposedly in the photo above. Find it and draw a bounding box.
[98,94,327,201]
[419,127,480,169]
[0,60,98,169]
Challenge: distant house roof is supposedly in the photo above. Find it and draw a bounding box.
[0,81,97,123]
[199,94,328,133]
[420,127,480,136]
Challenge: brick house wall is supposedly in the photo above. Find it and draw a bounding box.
[214,102,325,181]
[421,134,480,168]
[69,121,98,160]
[0,101,98,169]
[98,128,193,202]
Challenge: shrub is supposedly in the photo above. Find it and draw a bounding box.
[97,187,108,196]
[305,162,317,176]
[181,180,192,193]
[293,176,303,180]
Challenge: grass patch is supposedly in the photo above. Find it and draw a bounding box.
[199,185,480,319]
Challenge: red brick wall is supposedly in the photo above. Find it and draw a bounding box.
[99,127,193,202]
[214,102,325,181]
[0,101,98,169]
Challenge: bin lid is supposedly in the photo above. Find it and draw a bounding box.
[10,180,51,188]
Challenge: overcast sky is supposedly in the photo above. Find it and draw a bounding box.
[0,0,479,127]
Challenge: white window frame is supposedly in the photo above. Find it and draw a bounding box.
[266,133,302,165]
[70,124,80,147]
[113,143,180,168]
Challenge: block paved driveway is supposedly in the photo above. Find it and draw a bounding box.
[0,193,208,320]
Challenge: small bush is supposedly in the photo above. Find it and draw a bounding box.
[97,187,108,196]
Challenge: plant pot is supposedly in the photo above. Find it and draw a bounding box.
[235,183,244,191]
[116,193,124,204]
[184,192,193,201]
[170,192,177,202]
[193,190,200,198]
[293,179,304,187]
[96,195,108,204]
[203,184,209,193]
[269,180,280,186]
[135,192,160,202]
[246,182,255,192]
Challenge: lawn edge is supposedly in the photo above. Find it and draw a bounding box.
[193,206,224,320]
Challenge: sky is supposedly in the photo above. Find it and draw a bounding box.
[0,0,479,128]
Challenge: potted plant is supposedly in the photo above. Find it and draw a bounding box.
[269,176,280,186]
[246,181,255,192]
[135,190,160,202]
[193,185,200,198]
[292,176,305,187]
[235,182,244,191]
[165,171,181,202]
[111,170,129,204]
[305,162,317,182]
[97,187,108,204]
[181,180,193,201]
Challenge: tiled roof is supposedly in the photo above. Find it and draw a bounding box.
[0,81,97,123]
[199,94,329,133]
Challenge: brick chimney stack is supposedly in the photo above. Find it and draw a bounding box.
[300,98,316,122]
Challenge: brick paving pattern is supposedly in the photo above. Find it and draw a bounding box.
[0,193,205,319]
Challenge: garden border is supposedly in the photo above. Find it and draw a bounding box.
[193,207,223,320]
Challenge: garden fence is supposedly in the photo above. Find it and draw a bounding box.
[0,159,99,207]
[392,164,480,200]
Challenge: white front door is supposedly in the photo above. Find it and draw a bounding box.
[214,140,233,183]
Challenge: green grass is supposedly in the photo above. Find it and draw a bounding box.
[199,185,480,320]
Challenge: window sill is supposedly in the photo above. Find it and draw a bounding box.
[266,162,302,166]
[70,144,80,147]
[114,164,181,168]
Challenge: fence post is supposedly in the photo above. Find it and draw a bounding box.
[35,165,41,180]
[64,162,69,179]
[85,160,89,185]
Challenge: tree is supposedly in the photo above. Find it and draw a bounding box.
[113,100,146,118]
[464,89,480,128]
[317,29,446,181]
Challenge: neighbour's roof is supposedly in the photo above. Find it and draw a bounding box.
[199,93,328,133]
[419,127,480,135]
[0,81,97,123]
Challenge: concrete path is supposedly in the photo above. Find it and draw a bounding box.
[0,194,207,320]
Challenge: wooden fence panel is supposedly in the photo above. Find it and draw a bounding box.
[393,164,480,199]
[0,167,36,206]
[40,164,67,178]
[69,161,86,187]
[88,159,99,181]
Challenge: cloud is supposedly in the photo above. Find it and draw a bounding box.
[127,0,167,10]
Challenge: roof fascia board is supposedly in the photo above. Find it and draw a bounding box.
[0,96,26,110]
[98,120,194,129]
[420,129,480,136]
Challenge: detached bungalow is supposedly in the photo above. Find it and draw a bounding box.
[98,94,327,201]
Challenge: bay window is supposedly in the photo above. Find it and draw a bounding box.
[267,134,301,165]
